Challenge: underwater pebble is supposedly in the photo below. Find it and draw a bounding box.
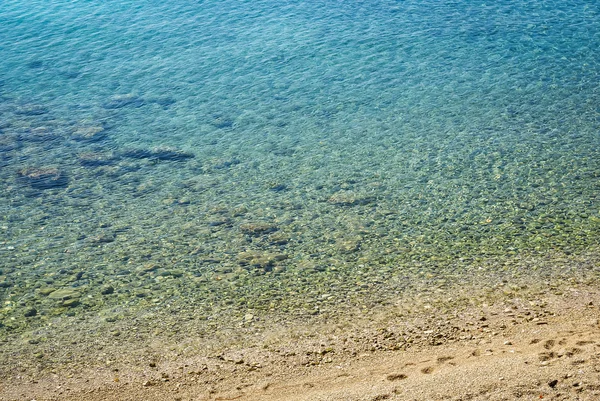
[240,223,278,236]
[47,288,81,300]
[23,308,37,317]
[100,285,115,295]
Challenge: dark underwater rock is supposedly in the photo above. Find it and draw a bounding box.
[121,146,194,161]
[240,222,279,236]
[152,147,195,161]
[71,125,106,142]
[24,308,37,317]
[59,69,80,79]
[77,152,118,167]
[210,115,235,129]
[0,135,19,152]
[102,94,145,109]
[147,97,176,108]
[213,157,240,169]
[15,104,49,116]
[27,60,44,69]
[17,167,69,189]
[18,126,60,143]
[121,149,153,159]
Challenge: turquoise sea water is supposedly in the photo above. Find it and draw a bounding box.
[1,0,599,354]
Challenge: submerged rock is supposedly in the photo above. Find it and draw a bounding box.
[100,285,115,295]
[62,298,80,308]
[237,251,288,270]
[23,308,37,317]
[77,152,117,167]
[120,149,153,159]
[27,60,44,69]
[147,97,176,108]
[47,288,80,300]
[17,167,68,189]
[102,94,144,109]
[86,232,116,244]
[18,126,60,143]
[15,104,49,116]
[212,157,240,169]
[121,146,194,161]
[335,238,361,254]
[0,135,19,152]
[151,147,195,161]
[71,125,106,142]
[240,222,278,236]
[328,190,374,206]
[210,115,234,129]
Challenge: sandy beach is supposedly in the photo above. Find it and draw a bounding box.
[1,1,599,400]
[3,283,600,401]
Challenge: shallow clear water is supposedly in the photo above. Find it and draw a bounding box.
[1,0,599,337]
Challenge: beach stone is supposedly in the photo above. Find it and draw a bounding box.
[17,167,68,190]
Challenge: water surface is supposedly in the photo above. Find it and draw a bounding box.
[1,0,599,351]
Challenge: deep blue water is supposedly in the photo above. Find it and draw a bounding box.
[0,0,599,335]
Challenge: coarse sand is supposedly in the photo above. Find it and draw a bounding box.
[2,286,600,401]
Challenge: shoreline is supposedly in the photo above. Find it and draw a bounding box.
[3,279,600,401]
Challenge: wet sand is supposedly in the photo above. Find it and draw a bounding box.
[3,283,600,401]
